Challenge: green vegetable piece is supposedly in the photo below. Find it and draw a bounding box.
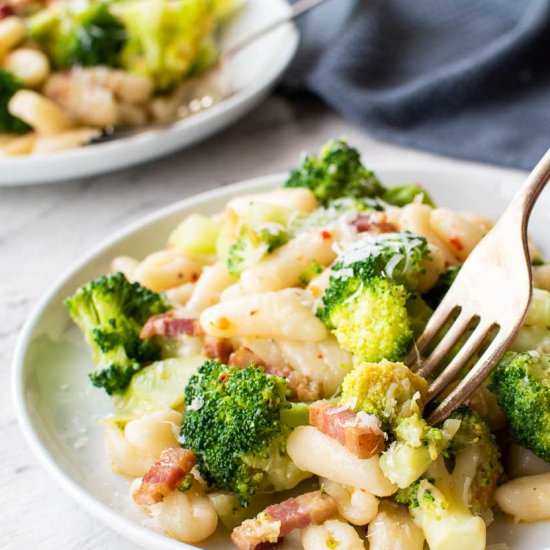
[0,69,30,134]
[317,231,430,362]
[112,355,205,422]
[298,259,323,286]
[168,214,220,256]
[29,0,126,69]
[423,266,461,309]
[226,224,289,276]
[182,360,310,504]
[284,139,385,205]
[490,351,550,462]
[64,272,170,395]
[382,183,436,208]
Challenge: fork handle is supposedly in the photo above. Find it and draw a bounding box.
[504,146,550,233]
[225,0,330,57]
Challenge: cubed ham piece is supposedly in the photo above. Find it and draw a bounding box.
[350,213,398,234]
[228,347,323,401]
[309,400,386,459]
[204,336,233,363]
[231,491,337,550]
[132,448,197,506]
[140,312,203,339]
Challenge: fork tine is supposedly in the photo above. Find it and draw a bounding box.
[414,312,474,379]
[427,331,509,425]
[424,320,493,404]
[404,299,456,367]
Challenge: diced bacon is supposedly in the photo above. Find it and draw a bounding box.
[231,491,336,550]
[140,312,203,339]
[229,346,288,376]
[350,213,398,234]
[132,448,196,506]
[309,400,385,459]
[204,336,233,363]
[0,3,14,18]
[228,347,323,401]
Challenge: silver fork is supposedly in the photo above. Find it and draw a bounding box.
[406,148,550,425]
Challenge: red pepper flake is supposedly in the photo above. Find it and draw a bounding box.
[249,310,258,316]
[321,230,332,240]
[219,373,231,383]
[449,236,464,251]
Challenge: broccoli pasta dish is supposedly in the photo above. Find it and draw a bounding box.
[0,0,237,156]
[65,139,550,550]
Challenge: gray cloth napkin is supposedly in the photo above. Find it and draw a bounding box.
[283,0,550,170]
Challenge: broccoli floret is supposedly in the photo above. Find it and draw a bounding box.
[317,231,430,362]
[489,351,550,462]
[65,272,170,394]
[29,0,126,69]
[0,69,29,134]
[423,266,461,309]
[341,360,428,424]
[341,360,459,487]
[225,223,289,276]
[284,139,385,205]
[182,360,310,505]
[381,183,436,208]
[396,408,502,550]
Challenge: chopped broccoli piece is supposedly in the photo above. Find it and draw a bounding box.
[225,223,289,276]
[182,360,310,505]
[381,183,436,208]
[423,266,461,309]
[284,139,385,205]
[118,0,221,90]
[447,406,503,515]
[341,360,428,424]
[0,69,29,134]
[29,0,126,69]
[64,272,170,394]
[341,360,460,487]
[317,231,430,362]
[298,259,323,286]
[489,351,550,462]
[396,407,502,549]
[396,471,486,550]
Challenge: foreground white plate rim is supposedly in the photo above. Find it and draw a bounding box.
[13,167,549,549]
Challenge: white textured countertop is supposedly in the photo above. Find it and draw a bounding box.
[0,96,523,549]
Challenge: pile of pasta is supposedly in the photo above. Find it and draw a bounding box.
[0,1,229,156]
[91,186,550,549]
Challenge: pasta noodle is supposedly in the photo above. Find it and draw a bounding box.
[200,289,328,341]
[494,473,550,522]
[286,426,397,496]
[301,519,365,550]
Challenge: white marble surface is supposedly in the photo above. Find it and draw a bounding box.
[0,96,525,549]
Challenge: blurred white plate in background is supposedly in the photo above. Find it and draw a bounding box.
[13,167,550,548]
[0,0,298,186]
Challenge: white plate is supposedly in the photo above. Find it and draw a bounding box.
[13,167,550,549]
[0,0,298,186]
